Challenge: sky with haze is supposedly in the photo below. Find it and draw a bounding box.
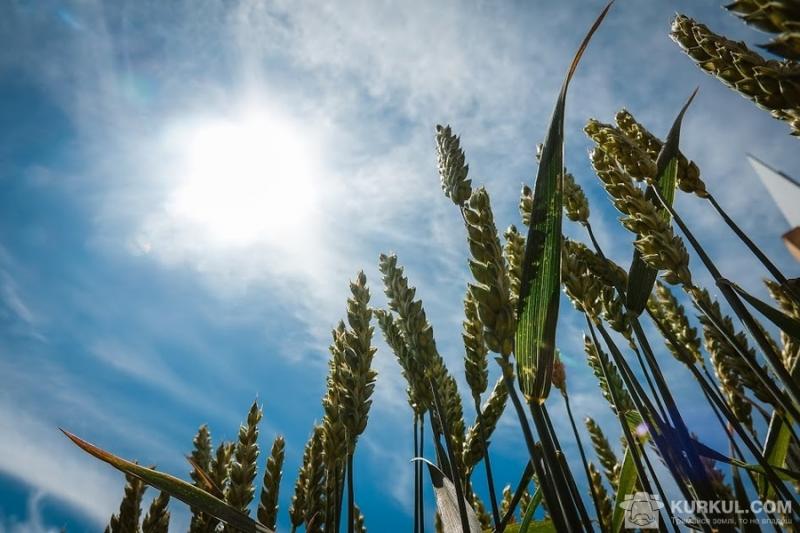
[1,1,800,531]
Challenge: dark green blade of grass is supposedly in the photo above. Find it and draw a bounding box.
[516,1,613,402]
[626,89,697,315]
[519,486,543,532]
[62,429,273,533]
[719,278,800,342]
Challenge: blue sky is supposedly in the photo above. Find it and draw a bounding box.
[2,1,799,531]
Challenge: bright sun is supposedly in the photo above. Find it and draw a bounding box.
[166,105,317,247]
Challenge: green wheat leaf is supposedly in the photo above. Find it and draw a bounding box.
[720,278,800,342]
[626,89,697,315]
[516,1,613,402]
[62,430,273,533]
[611,448,637,533]
[518,486,543,533]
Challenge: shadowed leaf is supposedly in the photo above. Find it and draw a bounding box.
[516,1,613,402]
[61,430,273,533]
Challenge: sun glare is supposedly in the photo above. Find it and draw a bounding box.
[166,106,318,247]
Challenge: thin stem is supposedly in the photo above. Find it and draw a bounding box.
[529,402,585,532]
[419,414,425,533]
[540,405,594,532]
[497,359,569,532]
[632,344,669,422]
[472,396,501,528]
[591,320,686,532]
[497,461,534,531]
[347,452,354,533]
[414,415,420,533]
[564,393,602,529]
[707,193,791,289]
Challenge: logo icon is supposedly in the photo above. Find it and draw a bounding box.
[619,492,663,529]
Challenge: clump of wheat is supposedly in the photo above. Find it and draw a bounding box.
[649,282,703,367]
[584,335,637,416]
[107,473,146,533]
[462,377,508,472]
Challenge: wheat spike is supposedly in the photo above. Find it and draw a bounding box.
[141,492,170,533]
[589,147,692,286]
[303,426,326,533]
[322,322,348,482]
[462,377,508,472]
[378,253,437,409]
[766,279,800,370]
[614,109,707,197]
[436,124,472,206]
[225,401,262,519]
[464,187,515,357]
[503,224,526,313]
[588,462,613,530]
[354,503,367,533]
[188,425,213,533]
[374,309,424,413]
[585,118,657,181]
[650,282,703,366]
[106,473,146,533]
[584,335,636,416]
[561,240,605,320]
[551,351,567,396]
[500,485,515,524]
[563,172,590,224]
[340,271,378,452]
[288,432,315,531]
[727,0,800,60]
[257,435,285,530]
[693,289,760,430]
[584,417,620,491]
[470,492,492,529]
[519,184,533,227]
[463,288,489,400]
[671,14,800,135]
[378,254,464,445]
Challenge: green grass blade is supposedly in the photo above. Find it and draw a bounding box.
[720,278,800,342]
[626,89,697,315]
[519,486,543,533]
[62,430,273,533]
[610,448,636,533]
[516,1,613,402]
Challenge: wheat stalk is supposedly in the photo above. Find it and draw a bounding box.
[585,118,656,181]
[224,401,262,524]
[563,172,590,225]
[303,426,326,533]
[649,282,703,367]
